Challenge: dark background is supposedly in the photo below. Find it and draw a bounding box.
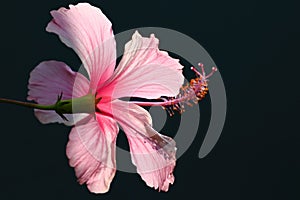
[0,0,299,199]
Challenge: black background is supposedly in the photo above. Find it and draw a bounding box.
[0,0,299,199]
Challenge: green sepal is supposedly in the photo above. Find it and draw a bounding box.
[54,93,100,121]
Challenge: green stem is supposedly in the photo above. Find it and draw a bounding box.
[0,94,100,121]
[0,98,56,110]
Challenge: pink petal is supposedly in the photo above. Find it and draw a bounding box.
[98,31,184,99]
[100,100,176,191]
[27,61,90,125]
[33,110,89,126]
[46,3,116,91]
[66,114,119,193]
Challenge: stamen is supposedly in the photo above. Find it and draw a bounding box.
[129,63,217,116]
[159,63,217,115]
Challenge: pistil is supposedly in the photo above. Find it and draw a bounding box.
[129,64,217,115]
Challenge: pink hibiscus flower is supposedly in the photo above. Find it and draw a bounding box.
[27,3,184,193]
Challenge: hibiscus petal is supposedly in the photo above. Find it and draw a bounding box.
[27,60,90,125]
[33,110,88,126]
[98,31,184,99]
[99,100,176,191]
[66,114,118,193]
[46,3,116,91]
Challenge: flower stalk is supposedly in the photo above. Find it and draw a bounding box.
[0,93,101,121]
[0,97,56,110]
